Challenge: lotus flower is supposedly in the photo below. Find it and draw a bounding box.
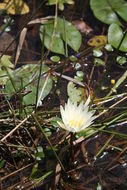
[58,96,96,133]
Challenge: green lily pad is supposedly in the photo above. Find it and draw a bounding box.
[50,55,60,62]
[116,56,126,65]
[94,58,105,66]
[5,64,53,105]
[69,55,78,62]
[40,17,82,55]
[108,23,127,52]
[90,0,127,25]
[67,81,85,104]
[105,44,114,52]
[93,49,103,57]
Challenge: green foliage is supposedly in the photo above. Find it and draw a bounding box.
[47,0,74,11]
[50,55,60,62]
[40,17,82,55]
[93,49,103,57]
[0,55,14,85]
[108,23,127,52]
[69,55,78,62]
[97,183,102,190]
[31,163,52,181]
[107,70,127,96]
[90,0,127,25]
[5,64,53,105]
[67,81,85,104]
[0,159,5,168]
[32,146,45,161]
[105,44,114,52]
[116,56,126,65]
[50,116,63,128]
[94,58,105,66]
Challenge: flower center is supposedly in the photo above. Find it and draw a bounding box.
[68,116,83,129]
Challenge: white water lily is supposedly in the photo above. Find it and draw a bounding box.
[58,96,96,133]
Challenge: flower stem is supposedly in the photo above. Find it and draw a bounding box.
[70,132,74,164]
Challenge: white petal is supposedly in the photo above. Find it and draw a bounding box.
[59,96,96,133]
[84,96,90,108]
[57,121,66,130]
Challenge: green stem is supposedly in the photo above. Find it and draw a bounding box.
[70,132,74,164]
[35,28,45,111]
[32,113,65,172]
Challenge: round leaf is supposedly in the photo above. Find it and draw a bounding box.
[90,0,121,25]
[67,81,85,104]
[5,64,53,105]
[50,55,60,62]
[93,49,103,57]
[94,58,105,66]
[69,55,78,62]
[90,0,127,25]
[40,17,82,55]
[116,56,126,65]
[105,44,113,52]
[108,23,127,52]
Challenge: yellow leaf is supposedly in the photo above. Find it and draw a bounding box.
[0,0,29,15]
[88,35,107,48]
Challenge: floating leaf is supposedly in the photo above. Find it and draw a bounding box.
[90,0,127,25]
[108,23,127,52]
[47,0,74,11]
[67,81,85,104]
[0,0,29,15]
[69,55,78,62]
[76,71,84,78]
[105,44,114,52]
[88,35,107,48]
[116,56,126,65]
[40,17,82,55]
[50,55,60,62]
[94,58,105,66]
[93,49,103,57]
[5,64,53,105]
[44,33,65,55]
